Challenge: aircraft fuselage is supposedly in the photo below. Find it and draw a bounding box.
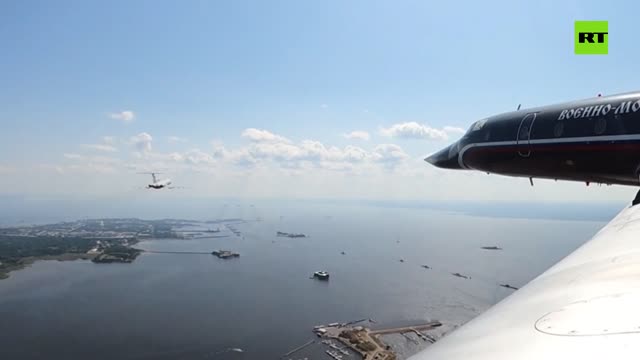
[426,91,640,186]
[147,179,172,189]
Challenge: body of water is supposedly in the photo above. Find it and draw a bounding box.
[0,202,608,359]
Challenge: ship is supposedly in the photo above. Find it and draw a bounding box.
[277,231,307,238]
[212,250,240,259]
[313,271,330,280]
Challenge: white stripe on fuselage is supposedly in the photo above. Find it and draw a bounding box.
[458,134,640,169]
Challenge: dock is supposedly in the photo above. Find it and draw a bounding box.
[325,350,343,359]
[313,320,442,360]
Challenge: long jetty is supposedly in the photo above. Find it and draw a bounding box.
[143,250,212,255]
[369,321,442,335]
[281,339,315,358]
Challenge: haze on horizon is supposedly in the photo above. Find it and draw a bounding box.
[2,0,639,203]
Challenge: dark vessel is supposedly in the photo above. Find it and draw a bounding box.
[451,272,470,280]
[499,284,519,290]
[277,231,307,238]
[313,271,330,280]
[212,250,240,259]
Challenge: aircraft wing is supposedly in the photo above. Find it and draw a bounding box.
[410,203,640,360]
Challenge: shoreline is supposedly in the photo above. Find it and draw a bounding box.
[0,253,98,280]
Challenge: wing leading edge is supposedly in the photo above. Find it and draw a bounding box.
[410,203,640,360]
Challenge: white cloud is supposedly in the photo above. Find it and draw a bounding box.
[81,136,119,152]
[380,122,451,141]
[343,145,370,162]
[168,136,188,144]
[240,130,377,169]
[223,148,256,166]
[342,131,370,141]
[82,144,117,152]
[38,123,640,202]
[242,128,291,143]
[64,153,84,160]
[183,149,215,165]
[167,152,184,162]
[243,133,406,170]
[250,142,302,161]
[130,132,153,153]
[372,144,409,165]
[443,126,465,135]
[102,136,116,145]
[132,129,408,173]
[109,110,135,123]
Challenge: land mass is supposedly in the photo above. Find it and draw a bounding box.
[0,218,192,279]
[93,245,142,263]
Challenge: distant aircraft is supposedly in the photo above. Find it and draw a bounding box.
[414,90,640,360]
[139,172,173,190]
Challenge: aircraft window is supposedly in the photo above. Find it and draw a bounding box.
[594,118,606,135]
[554,122,564,137]
[471,119,487,132]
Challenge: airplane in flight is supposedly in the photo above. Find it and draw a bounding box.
[413,90,640,359]
[139,172,173,189]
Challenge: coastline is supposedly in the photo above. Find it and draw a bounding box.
[0,253,98,280]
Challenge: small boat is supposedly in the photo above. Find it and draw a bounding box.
[313,271,330,280]
[212,250,240,259]
[499,283,519,290]
[451,272,470,279]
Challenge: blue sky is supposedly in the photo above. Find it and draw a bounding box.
[1,0,639,202]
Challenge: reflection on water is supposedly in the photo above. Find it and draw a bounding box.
[0,203,605,359]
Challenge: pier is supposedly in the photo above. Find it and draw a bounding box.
[143,250,241,259]
[369,321,442,335]
[143,250,212,255]
[281,339,315,358]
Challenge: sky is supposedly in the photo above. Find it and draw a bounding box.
[1,0,639,203]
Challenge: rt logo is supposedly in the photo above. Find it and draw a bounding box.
[575,21,608,55]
